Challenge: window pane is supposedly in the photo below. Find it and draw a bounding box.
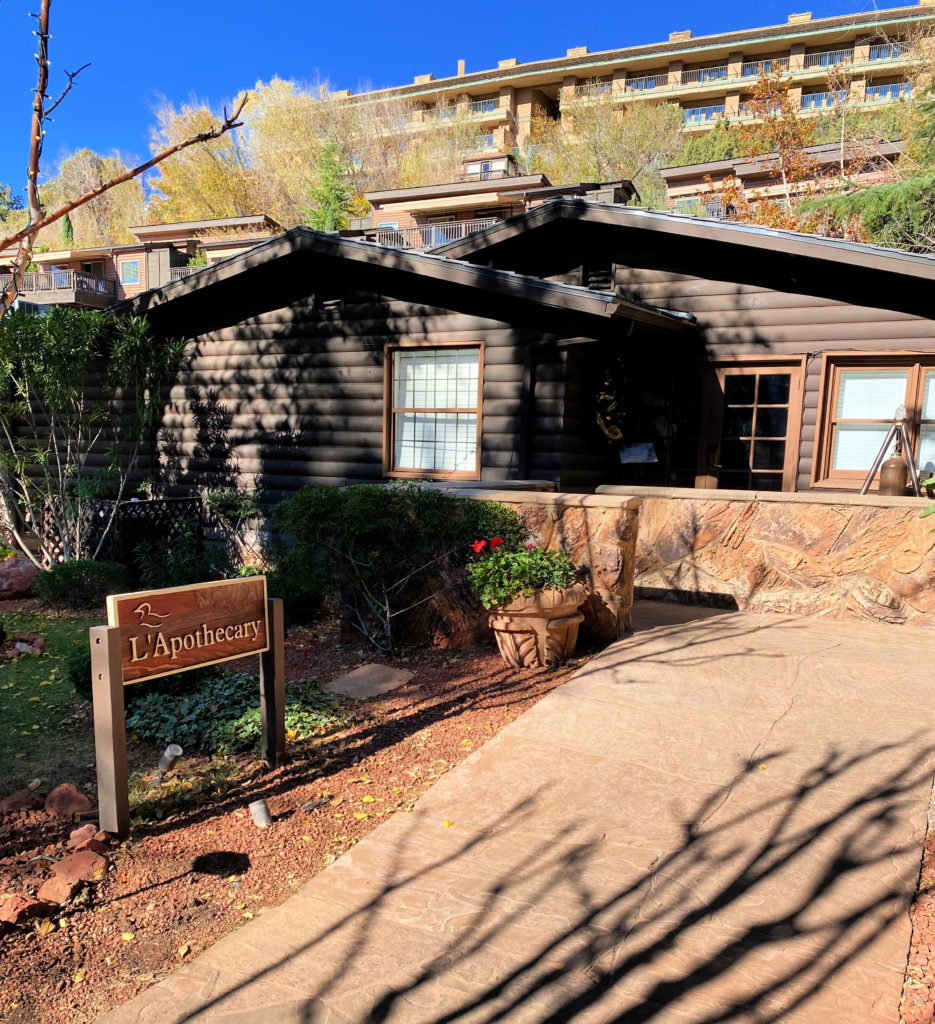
[724,375,755,404]
[918,425,935,476]
[394,348,479,410]
[757,374,790,404]
[718,471,750,490]
[721,438,751,469]
[722,407,753,437]
[836,369,907,419]
[394,413,477,472]
[755,407,788,437]
[923,372,935,420]
[752,473,783,491]
[752,440,786,469]
[832,423,890,470]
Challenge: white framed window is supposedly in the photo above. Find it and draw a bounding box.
[386,345,482,477]
[119,259,141,285]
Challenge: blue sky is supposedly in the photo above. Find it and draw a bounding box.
[0,0,911,198]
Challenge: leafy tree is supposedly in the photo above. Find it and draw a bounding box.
[60,211,74,247]
[677,119,743,164]
[527,94,685,206]
[0,184,24,223]
[0,309,186,567]
[305,141,354,231]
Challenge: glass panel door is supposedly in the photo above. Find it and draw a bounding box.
[704,365,801,491]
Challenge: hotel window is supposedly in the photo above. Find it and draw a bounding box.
[119,259,141,285]
[815,357,935,484]
[386,346,481,477]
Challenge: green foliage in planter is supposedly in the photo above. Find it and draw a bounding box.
[36,560,129,610]
[271,484,524,646]
[467,545,577,610]
[124,671,351,755]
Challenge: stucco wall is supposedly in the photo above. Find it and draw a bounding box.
[597,486,935,627]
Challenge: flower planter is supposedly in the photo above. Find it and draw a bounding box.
[488,583,587,668]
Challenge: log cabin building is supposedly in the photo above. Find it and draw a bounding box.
[126,199,935,501]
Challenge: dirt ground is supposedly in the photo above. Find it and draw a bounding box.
[2,609,935,1024]
[0,616,585,1024]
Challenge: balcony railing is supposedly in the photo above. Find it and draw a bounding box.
[376,218,500,251]
[468,98,499,115]
[869,41,910,61]
[624,73,668,92]
[865,81,913,101]
[574,80,613,99]
[682,65,728,85]
[0,269,115,299]
[800,90,848,109]
[684,103,726,124]
[740,56,791,78]
[803,47,854,69]
[170,266,199,281]
[455,169,514,182]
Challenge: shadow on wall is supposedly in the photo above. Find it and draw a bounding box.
[117,609,930,1024]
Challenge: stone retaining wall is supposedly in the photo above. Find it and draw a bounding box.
[597,486,935,627]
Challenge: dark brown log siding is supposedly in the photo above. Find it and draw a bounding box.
[160,293,568,500]
[612,265,934,491]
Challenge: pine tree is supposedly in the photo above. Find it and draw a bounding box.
[306,141,354,232]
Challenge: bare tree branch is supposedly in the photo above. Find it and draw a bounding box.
[0,1,248,319]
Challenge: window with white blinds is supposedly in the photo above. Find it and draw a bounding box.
[819,359,935,483]
[389,347,480,476]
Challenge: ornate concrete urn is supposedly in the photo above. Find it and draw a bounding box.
[488,583,587,669]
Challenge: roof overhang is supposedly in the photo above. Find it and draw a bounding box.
[119,227,695,339]
[431,199,935,319]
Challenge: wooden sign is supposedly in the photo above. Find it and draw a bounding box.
[106,577,269,684]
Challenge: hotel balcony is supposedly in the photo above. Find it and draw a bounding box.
[375,217,500,250]
[0,269,115,308]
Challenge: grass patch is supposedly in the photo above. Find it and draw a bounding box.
[0,609,102,791]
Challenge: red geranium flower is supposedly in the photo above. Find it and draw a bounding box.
[490,537,504,547]
[471,539,487,553]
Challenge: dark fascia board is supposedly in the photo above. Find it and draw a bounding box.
[660,140,905,181]
[432,198,935,285]
[117,226,694,335]
[352,6,929,104]
[129,214,283,238]
[364,174,549,204]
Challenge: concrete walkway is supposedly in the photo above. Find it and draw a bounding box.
[99,604,935,1024]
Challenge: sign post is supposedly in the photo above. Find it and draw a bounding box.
[91,577,283,838]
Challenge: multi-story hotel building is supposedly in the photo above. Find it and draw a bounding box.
[343,3,932,152]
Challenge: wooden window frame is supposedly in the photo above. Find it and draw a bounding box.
[383,341,484,481]
[812,352,935,488]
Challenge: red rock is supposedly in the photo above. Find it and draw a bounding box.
[37,874,80,905]
[51,850,106,883]
[44,783,92,819]
[0,789,42,815]
[0,556,39,599]
[67,824,97,849]
[0,895,49,925]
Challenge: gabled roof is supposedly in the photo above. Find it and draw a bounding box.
[432,200,935,318]
[119,225,694,338]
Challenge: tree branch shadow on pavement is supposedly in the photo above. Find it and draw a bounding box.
[142,729,934,1024]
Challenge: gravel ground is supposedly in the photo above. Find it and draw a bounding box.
[0,616,585,1024]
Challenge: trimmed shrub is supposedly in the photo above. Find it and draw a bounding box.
[36,560,129,610]
[271,483,524,646]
